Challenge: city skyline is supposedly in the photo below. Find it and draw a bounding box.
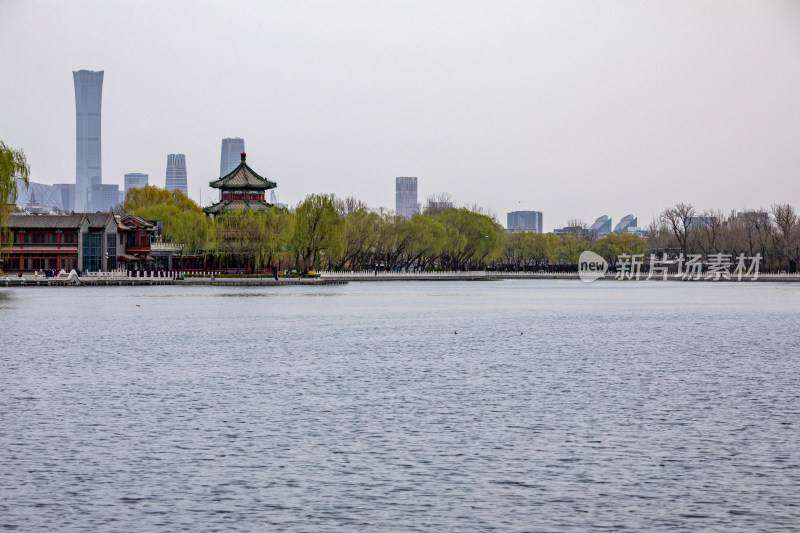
[2,2,799,230]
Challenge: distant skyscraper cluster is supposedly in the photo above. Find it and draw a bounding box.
[395,177,419,218]
[165,154,188,196]
[12,72,263,213]
[507,211,543,233]
[73,70,104,212]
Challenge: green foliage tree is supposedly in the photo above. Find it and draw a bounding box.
[336,208,383,269]
[292,194,345,271]
[403,214,448,270]
[437,208,504,269]
[504,231,550,271]
[214,209,293,272]
[135,204,215,256]
[124,185,202,214]
[592,232,648,266]
[547,234,587,268]
[0,141,30,255]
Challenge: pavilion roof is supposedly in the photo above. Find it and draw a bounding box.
[203,199,274,215]
[209,153,277,191]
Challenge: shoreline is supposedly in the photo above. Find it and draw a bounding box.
[2,273,799,286]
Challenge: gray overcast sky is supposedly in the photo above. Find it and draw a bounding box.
[1,0,799,230]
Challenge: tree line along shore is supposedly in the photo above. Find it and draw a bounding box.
[3,138,798,274]
[107,187,800,274]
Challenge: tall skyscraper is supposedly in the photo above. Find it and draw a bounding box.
[165,154,188,196]
[124,173,149,197]
[395,177,419,218]
[73,70,104,212]
[507,211,543,233]
[220,138,245,177]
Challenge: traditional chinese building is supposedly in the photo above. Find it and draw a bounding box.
[0,213,160,273]
[117,215,159,270]
[203,153,276,216]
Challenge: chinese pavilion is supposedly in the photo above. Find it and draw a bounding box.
[203,153,277,216]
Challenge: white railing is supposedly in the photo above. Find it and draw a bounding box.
[150,242,184,253]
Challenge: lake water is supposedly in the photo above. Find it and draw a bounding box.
[1,280,799,531]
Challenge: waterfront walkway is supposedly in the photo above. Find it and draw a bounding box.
[3,270,799,286]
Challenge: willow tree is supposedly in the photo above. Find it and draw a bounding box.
[592,232,648,266]
[336,208,383,270]
[1,141,30,257]
[124,185,201,214]
[135,204,215,257]
[259,208,295,275]
[437,208,504,269]
[292,194,345,271]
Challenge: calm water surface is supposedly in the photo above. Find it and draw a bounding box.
[1,280,799,531]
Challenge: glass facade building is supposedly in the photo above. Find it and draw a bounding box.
[124,173,149,197]
[165,154,189,196]
[91,183,120,212]
[590,215,613,235]
[82,233,102,272]
[507,211,543,233]
[395,177,419,218]
[614,214,638,232]
[73,70,104,213]
[220,138,245,177]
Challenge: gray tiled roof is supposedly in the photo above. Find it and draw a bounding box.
[119,215,156,229]
[86,213,115,229]
[7,213,119,230]
[6,214,85,229]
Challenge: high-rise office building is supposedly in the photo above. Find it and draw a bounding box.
[124,173,149,197]
[91,183,120,212]
[220,138,245,177]
[507,211,543,233]
[165,154,189,196]
[53,184,75,213]
[395,177,419,218]
[73,70,104,212]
